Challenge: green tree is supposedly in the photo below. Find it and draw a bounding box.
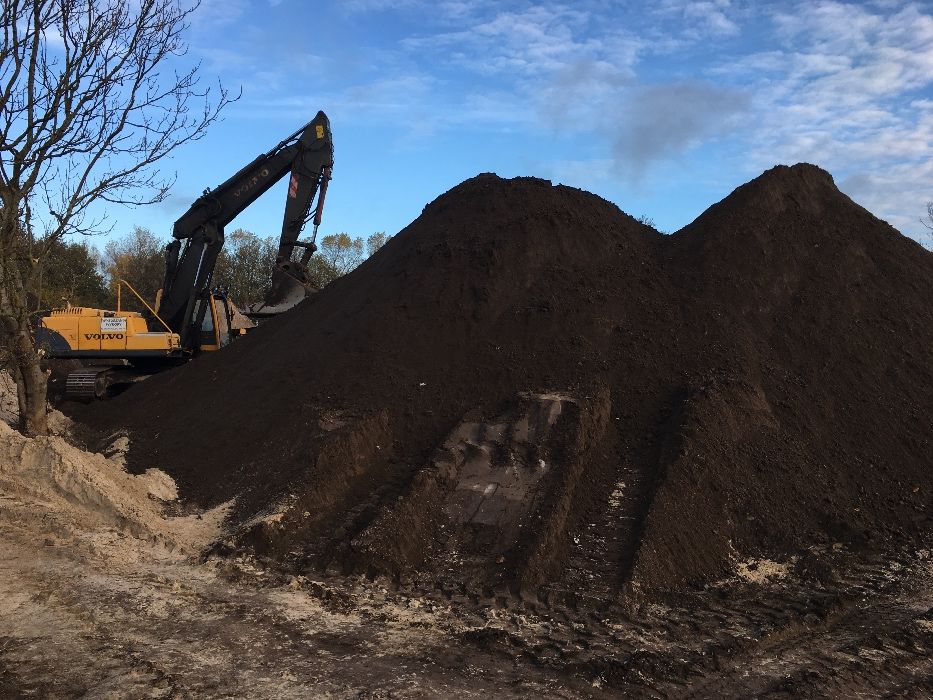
[306,233,362,287]
[0,0,234,435]
[320,232,365,275]
[305,232,392,288]
[306,255,341,289]
[102,227,168,312]
[32,238,109,311]
[213,229,278,304]
[366,231,390,257]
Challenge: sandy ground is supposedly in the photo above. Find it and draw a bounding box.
[0,527,591,699]
[2,517,931,699]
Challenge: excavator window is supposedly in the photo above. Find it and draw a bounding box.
[194,298,220,350]
[213,296,234,348]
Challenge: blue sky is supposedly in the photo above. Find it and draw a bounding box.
[109,0,933,246]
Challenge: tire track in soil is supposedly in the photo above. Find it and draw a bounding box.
[443,552,933,698]
[678,594,933,698]
[555,455,649,603]
[551,391,686,606]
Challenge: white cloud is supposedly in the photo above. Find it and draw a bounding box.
[653,0,743,38]
[839,157,933,235]
[342,0,417,11]
[190,0,249,28]
[189,0,932,239]
[683,1,741,37]
[400,5,607,77]
[711,1,933,239]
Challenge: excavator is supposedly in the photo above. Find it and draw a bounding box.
[37,111,334,399]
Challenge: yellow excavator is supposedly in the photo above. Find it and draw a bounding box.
[37,111,334,399]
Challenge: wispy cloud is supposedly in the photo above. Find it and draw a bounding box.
[839,156,933,234]
[653,0,743,38]
[190,0,250,28]
[400,5,608,77]
[609,82,750,176]
[341,0,421,11]
[188,0,933,239]
[712,1,933,237]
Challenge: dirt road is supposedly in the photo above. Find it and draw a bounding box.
[2,520,931,698]
[0,522,605,699]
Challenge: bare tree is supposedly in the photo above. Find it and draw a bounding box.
[0,0,235,435]
[922,201,933,250]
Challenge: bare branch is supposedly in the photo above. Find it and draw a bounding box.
[0,0,236,435]
[2,0,236,241]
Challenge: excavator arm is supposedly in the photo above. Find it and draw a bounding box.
[159,111,334,348]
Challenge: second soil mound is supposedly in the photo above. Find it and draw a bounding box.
[90,164,933,597]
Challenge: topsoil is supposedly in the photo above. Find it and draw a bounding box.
[83,163,933,600]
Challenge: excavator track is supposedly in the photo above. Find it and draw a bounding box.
[63,366,151,401]
[65,369,107,400]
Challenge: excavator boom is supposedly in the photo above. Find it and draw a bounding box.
[160,111,334,344]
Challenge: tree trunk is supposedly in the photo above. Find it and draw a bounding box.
[9,325,49,436]
[0,200,50,437]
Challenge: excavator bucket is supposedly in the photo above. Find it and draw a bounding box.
[247,262,315,317]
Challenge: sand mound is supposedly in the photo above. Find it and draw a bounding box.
[0,374,226,558]
[86,163,933,596]
[0,371,70,434]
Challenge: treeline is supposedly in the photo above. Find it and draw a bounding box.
[31,228,389,313]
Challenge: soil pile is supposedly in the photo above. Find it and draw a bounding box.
[87,164,933,597]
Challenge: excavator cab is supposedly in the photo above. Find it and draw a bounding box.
[193,296,222,351]
[195,292,255,351]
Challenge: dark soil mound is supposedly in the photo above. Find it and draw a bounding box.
[86,164,933,597]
